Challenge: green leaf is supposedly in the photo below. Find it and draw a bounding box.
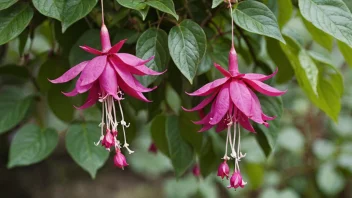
[48,85,74,122]
[69,29,100,66]
[254,96,283,157]
[0,88,33,134]
[0,2,33,45]
[168,20,207,84]
[179,111,203,154]
[37,57,70,93]
[145,0,179,20]
[136,28,169,86]
[0,65,29,79]
[232,1,285,43]
[317,163,345,196]
[299,0,352,47]
[7,124,58,168]
[301,16,334,51]
[212,0,223,8]
[150,114,169,156]
[197,52,212,75]
[0,0,17,10]
[166,116,194,177]
[32,0,97,32]
[165,84,181,115]
[199,137,218,177]
[266,37,294,83]
[116,0,149,20]
[280,36,342,121]
[338,40,352,68]
[277,0,293,28]
[66,122,109,178]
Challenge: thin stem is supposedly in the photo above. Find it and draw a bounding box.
[101,0,105,25]
[237,124,240,158]
[228,1,234,48]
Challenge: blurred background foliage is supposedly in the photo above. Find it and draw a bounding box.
[0,0,352,197]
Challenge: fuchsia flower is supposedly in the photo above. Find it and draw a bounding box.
[183,1,286,187]
[50,9,164,168]
[217,160,230,179]
[228,171,246,189]
[148,143,158,154]
[192,164,201,177]
[114,148,129,169]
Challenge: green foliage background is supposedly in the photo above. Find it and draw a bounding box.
[0,0,352,197]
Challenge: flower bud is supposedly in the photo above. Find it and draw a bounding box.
[228,171,246,189]
[101,129,115,149]
[217,161,230,179]
[114,149,128,169]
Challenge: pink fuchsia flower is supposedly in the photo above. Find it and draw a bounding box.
[192,164,201,177]
[50,17,164,165]
[228,171,246,189]
[114,148,129,169]
[217,160,230,179]
[148,143,158,154]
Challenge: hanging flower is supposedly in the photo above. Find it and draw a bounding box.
[192,164,201,177]
[183,1,286,188]
[228,171,246,189]
[50,1,165,169]
[148,142,158,154]
[217,160,230,179]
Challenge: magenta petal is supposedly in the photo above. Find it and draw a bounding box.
[116,53,154,66]
[216,121,227,132]
[214,63,231,77]
[49,61,88,83]
[262,113,276,121]
[116,73,151,102]
[62,88,78,97]
[80,46,103,55]
[129,65,166,76]
[78,55,107,86]
[209,84,230,125]
[193,101,216,125]
[244,79,286,96]
[230,80,252,117]
[108,39,127,53]
[199,124,213,132]
[247,88,267,125]
[76,81,94,93]
[243,68,278,81]
[187,77,229,96]
[111,57,155,92]
[99,62,118,98]
[75,83,99,110]
[182,92,217,112]
[237,111,255,133]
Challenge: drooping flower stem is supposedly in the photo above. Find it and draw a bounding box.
[116,96,134,154]
[101,0,105,25]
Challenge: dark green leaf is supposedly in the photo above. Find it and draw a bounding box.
[33,0,98,32]
[18,28,29,56]
[299,0,352,47]
[136,28,169,86]
[212,0,223,8]
[266,37,294,83]
[116,0,149,20]
[0,2,33,45]
[199,136,218,177]
[166,115,194,177]
[338,40,352,68]
[168,20,207,84]
[145,0,179,20]
[69,29,100,66]
[179,111,202,154]
[0,87,33,134]
[197,52,212,76]
[37,57,70,93]
[254,96,283,157]
[7,124,58,168]
[113,28,140,45]
[302,16,334,51]
[232,1,285,43]
[150,114,169,156]
[0,0,17,10]
[66,122,109,178]
[0,65,29,79]
[165,84,181,115]
[48,85,74,122]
